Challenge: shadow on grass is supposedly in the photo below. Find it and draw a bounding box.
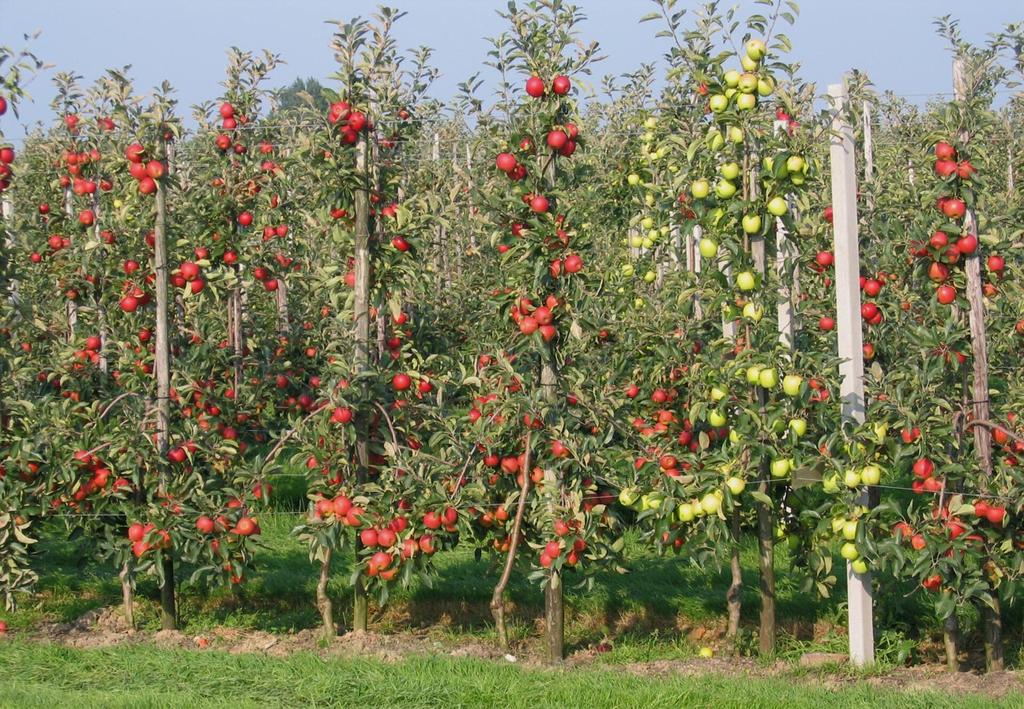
[27,515,1004,663]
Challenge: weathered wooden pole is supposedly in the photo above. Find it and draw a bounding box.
[351,129,372,634]
[747,150,776,656]
[953,56,1002,673]
[542,154,563,665]
[152,137,176,630]
[63,184,77,338]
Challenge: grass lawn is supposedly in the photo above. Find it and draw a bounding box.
[0,640,1017,709]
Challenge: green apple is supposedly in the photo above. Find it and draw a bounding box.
[719,162,740,181]
[618,488,640,508]
[861,464,881,486]
[715,179,737,199]
[736,93,757,110]
[770,458,791,477]
[746,39,766,61]
[708,409,728,427]
[742,302,763,322]
[741,213,762,234]
[707,129,725,150]
[643,270,657,283]
[758,367,778,389]
[627,173,641,186]
[725,476,745,496]
[767,196,788,216]
[728,429,741,444]
[788,418,807,437]
[700,492,723,515]
[844,469,862,488]
[643,116,657,130]
[640,216,654,229]
[823,474,840,493]
[728,126,744,144]
[691,179,710,199]
[851,558,869,575]
[698,646,714,658]
[641,237,654,249]
[621,264,635,277]
[745,365,763,385]
[840,542,860,561]
[790,173,805,186]
[737,73,759,93]
[709,94,729,113]
[725,87,737,99]
[842,520,859,541]
[677,502,695,522]
[710,386,728,402]
[830,517,846,535]
[781,374,802,397]
[740,54,758,72]
[757,76,775,96]
[629,234,643,248]
[698,238,719,259]
[644,193,655,206]
[785,155,805,173]
[736,271,756,291]
[723,70,740,87]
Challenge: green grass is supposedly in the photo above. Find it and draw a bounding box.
[0,641,1015,709]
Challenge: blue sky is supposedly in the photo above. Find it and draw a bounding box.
[0,0,1020,133]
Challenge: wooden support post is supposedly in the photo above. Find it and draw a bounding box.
[431,132,446,291]
[953,56,1002,672]
[774,120,797,350]
[351,132,372,634]
[542,155,563,665]
[828,82,874,667]
[451,143,462,276]
[465,144,475,252]
[862,101,875,210]
[275,278,289,335]
[63,185,77,338]
[153,139,176,630]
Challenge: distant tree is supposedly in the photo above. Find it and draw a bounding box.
[273,76,329,115]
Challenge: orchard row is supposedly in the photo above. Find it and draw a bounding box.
[1,1,1023,669]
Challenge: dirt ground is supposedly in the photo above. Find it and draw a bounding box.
[17,606,1024,700]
